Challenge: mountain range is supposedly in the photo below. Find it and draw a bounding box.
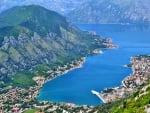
[1,0,150,24]
[0,0,86,15]
[67,0,150,24]
[0,3,150,113]
[0,5,107,84]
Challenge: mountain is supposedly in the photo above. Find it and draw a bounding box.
[0,5,108,84]
[40,0,86,15]
[1,0,150,24]
[0,0,86,15]
[68,0,150,24]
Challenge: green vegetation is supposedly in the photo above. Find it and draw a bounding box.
[31,64,51,77]
[110,85,150,113]
[93,82,150,113]
[0,25,32,41]
[23,109,38,113]
[9,47,21,62]
[12,71,36,88]
[0,5,107,88]
[0,5,68,40]
[0,50,8,63]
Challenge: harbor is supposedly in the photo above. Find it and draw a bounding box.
[91,90,106,103]
[92,55,150,103]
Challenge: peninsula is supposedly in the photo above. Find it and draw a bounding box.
[92,55,150,103]
[0,5,116,113]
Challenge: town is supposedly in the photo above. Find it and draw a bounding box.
[0,57,95,113]
[0,39,117,112]
[93,55,150,103]
[1,54,150,112]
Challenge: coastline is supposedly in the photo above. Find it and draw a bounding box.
[45,57,86,83]
[35,47,118,103]
[0,39,117,112]
[92,55,150,103]
[0,56,93,113]
[91,90,106,103]
[35,57,86,98]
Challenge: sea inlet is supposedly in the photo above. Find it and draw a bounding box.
[38,24,150,106]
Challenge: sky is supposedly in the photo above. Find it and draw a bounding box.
[0,0,84,14]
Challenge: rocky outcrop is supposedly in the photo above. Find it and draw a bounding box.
[68,0,150,24]
[0,5,109,82]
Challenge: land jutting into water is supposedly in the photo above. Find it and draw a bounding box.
[0,42,116,113]
[1,54,150,113]
[1,30,148,112]
[92,55,150,103]
[0,36,118,112]
[0,35,149,112]
[0,57,87,112]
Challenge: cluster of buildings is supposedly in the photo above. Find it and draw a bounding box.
[45,57,85,82]
[0,84,44,112]
[0,57,88,112]
[1,53,149,112]
[97,55,150,103]
[123,56,150,88]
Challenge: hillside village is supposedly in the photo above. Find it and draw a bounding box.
[0,55,150,113]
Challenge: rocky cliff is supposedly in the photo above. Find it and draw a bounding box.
[68,0,150,24]
[0,5,108,82]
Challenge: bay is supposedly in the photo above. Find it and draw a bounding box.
[38,24,150,106]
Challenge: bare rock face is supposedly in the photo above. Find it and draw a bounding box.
[68,0,150,24]
[0,5,108,82]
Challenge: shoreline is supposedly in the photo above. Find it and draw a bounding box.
[0,56,91,112]
[92,55,150,103]
[34,57,86,99]
[0,41,118,112]
[36,48,113,102]
[44,57,86,84]
[35,48,118,103]
[91,90,106,103]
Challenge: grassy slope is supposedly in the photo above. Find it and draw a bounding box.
[0,5,68,41]
[93,82,150,113]
[23,109,38,113]
[0,5,106,87]
[12,71,36,88]
[110,84,150,113]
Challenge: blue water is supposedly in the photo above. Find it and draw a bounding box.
[38,24,150,106]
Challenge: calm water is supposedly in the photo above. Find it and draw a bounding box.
[38,24,150,106]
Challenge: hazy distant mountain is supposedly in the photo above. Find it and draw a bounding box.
[1,0,150,24]
[43,0,86,15]
[0,0,86,15]
[68,0,150,24]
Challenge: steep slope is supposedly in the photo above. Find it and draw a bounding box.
[0,5,109,83]
[68,0,150,24]
[39,0,86,15]
[0,0,86,15]
[92,82,150,113]
[91,55,150,113]
[0,5,68,36]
